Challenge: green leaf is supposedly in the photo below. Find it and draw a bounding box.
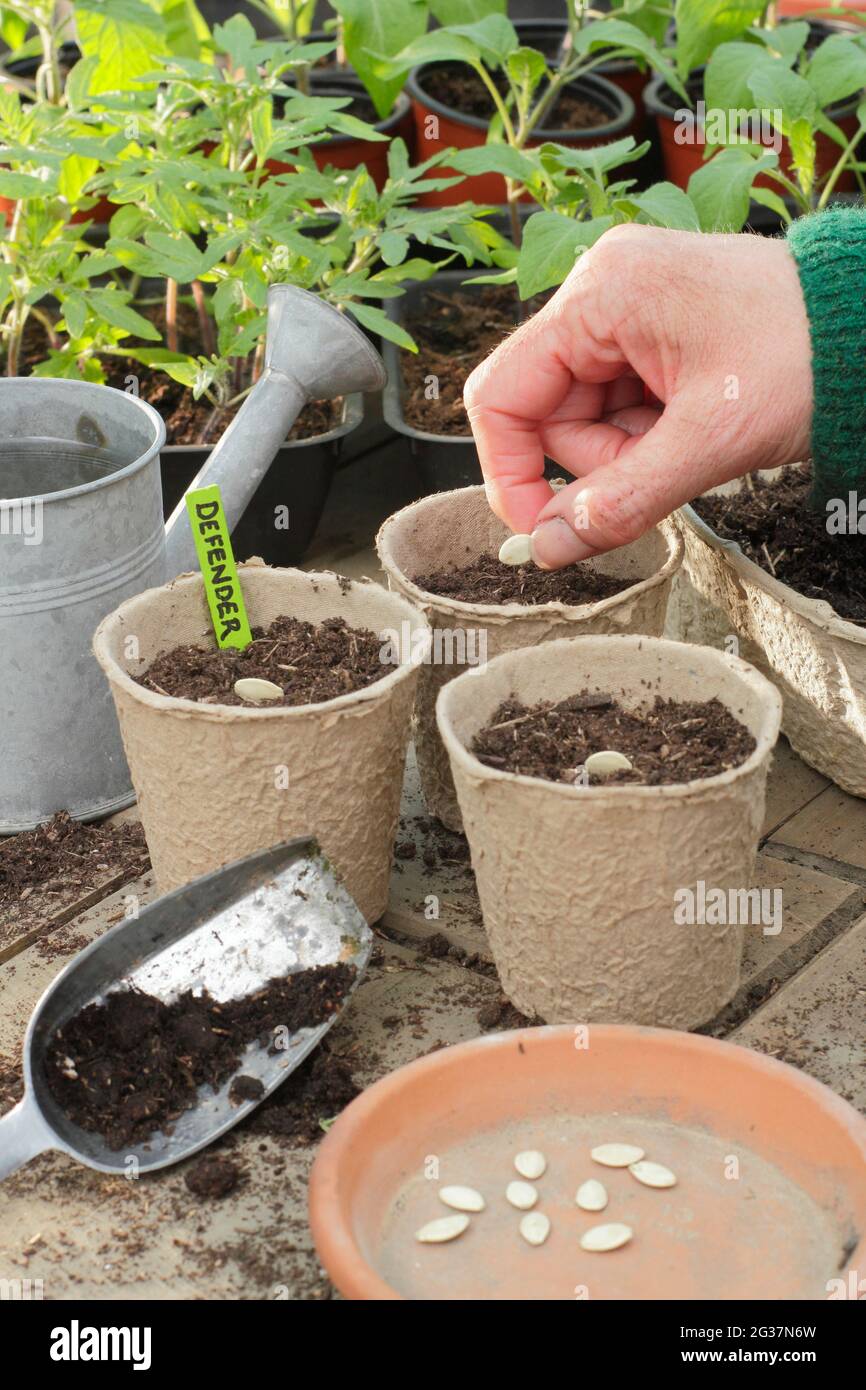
[331,0,428,119]
[156,0,212,59]
[378,28,483,77]
[705,42,783,116]
[450,144,538,184]
[626,181,701,231]
[428,0,506,23]
[747,59,817,133]
[345,299,417,350]
[506,45,548,93]
[673,0,764,80]
[516,210,612,298]
[806,34,866,111]
[749,22,809,66]
[686,145,777,231]
[0,10,27,53]
[0,169,56,198]
[58,154,98,206]
[85,289,162,340]
[60,292,88,341]
[379,230,409,266]
[372,257,440,283]
[749,185,791,222]
[74,0,168,94]
[572,19,688,102]
[64,55,100,111]
[540,136,644,180]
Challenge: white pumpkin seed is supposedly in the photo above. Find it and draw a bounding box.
[576,1179,608,1212]
[549,477,567,492]
[505,1180,538,1210]
[439,1185,485,1213]
[498,533,533,566]
[580,1222,633,1253]
[514,1149,546,1180]
[591,1143,645,1168]
[415,1213,470,1243]
[629,1160,677,1189]
[519,1211,550,1246]
[584,750,633,776]
[233,677,284,704]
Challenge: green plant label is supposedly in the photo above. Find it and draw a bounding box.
[185,484,253,650]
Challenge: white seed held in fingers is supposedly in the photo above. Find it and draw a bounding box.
[506,1180,538,1210]
[584,750,633,776]
[498,533,533,566]
[580,1222,633,1253]
[233,677,284,704]
[519,1211,550,1246]
[514,1149,546,1180]
[591,1142,645,1168]
[415,1213,470,1243]
[549,476,567,491]
[439,1185,485,1213]
[576,1179,608,1212]
[629,1160,677,1189]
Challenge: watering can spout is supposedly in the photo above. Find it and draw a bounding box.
[164,284,386,578]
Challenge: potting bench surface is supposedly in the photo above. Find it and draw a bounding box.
[1,450,865,1300]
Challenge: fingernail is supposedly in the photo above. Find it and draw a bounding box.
[531,517,595,570]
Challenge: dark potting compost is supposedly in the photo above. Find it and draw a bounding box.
[44,963,355,1150]
[413,552,632,606]
[136,614,386,706]
[692,466,866,626]
[184,1154,241,1200]
[420,63,608,130]
[401,286,530,436]
[471,694,756,786]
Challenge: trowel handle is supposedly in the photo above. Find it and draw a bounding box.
[0,1097,52,1181]
[164,367,305,578]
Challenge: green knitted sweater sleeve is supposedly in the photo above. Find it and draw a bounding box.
[786,207,866,508]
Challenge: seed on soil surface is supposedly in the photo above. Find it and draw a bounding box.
[576,1179,608,1212]
[415,1214,470,1243]
[506,1180,538,1210]
[514,1149,546,1180]
[629,1160,677,1189]
[591,1143,646,1168]
[584,750,633,776]
[233,677,284,704]
[498,533,533,566]
[439,1185,485,1213]
[519,1211,551,1246]
[580,1222,634,1253]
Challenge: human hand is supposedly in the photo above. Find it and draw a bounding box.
[463,225,813,568]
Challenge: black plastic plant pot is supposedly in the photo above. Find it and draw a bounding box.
[160,394,363,565]
[382,270,486,493]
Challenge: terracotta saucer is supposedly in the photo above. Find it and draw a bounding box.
[309,1025,866,1300]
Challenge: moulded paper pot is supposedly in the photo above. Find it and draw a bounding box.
[436,635,782,1027]
[92,564,430,923]
[672,475,866,797]
[376,485,683,831]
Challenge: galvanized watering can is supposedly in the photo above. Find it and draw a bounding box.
[0,285,386,833]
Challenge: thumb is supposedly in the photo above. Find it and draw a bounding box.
[529,408,721,569]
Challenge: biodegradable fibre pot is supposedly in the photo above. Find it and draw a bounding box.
[92,564,430,923]
[672,475,866,797]
[436,635,782,1028]
[376,485,683,832]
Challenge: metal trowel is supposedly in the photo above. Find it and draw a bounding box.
[0,839,372,1181]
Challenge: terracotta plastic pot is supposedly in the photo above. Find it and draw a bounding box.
[406,65,634,206]
[376,485,683,831]
[436,635,782,1027]
[645,68,860,193]
[673,475,866,797]
[310,1024,866,1300]
[92,564,430,922]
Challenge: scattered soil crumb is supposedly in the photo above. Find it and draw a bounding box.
[229,1075,265,1106]
[414,552,633,606]
[136,614,385,706]
[471,693,756,785]
[184,1155,240,1200]
[244,1048,359,1146]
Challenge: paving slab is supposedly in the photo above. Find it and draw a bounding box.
[733,915,866,1115]
[770,785,866,874]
